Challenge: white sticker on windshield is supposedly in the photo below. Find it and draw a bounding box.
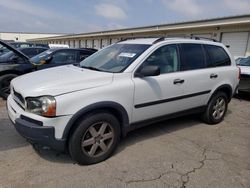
[118,52,136,58]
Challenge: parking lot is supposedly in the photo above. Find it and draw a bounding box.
[0,96,249,188]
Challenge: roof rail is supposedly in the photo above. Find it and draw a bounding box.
[117,35,219,44]
[166,35,219,42]
[118,36,165,43]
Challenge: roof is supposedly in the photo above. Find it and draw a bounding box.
[28,14,250,41]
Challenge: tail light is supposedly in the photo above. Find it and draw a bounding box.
[237,66,241,80]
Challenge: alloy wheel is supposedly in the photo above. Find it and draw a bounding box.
[212,97,226,120]
[81,122,114,157]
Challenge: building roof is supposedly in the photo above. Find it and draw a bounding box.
[28,14,250,41]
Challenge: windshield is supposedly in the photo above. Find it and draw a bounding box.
[0,51,15,60]
[80,44,150,73]
[30,49,55,64]
[0,44,11,56]
[237,57,250,66]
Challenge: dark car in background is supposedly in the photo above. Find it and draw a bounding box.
[0,40,97,99]
[237,56,250,93]
[0,47,48,60]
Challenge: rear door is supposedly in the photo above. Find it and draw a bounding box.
[177,43,213,109]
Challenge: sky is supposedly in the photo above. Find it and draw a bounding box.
[0,0,249,34]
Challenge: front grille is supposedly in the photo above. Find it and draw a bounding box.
[13,89,25,109]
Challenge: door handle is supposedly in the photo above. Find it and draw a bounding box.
[210,74,218,79]
[173,79,185,84]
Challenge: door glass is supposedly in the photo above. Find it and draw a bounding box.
[180,44,206,71]
[142,44,180,74]
[51,50,76,64]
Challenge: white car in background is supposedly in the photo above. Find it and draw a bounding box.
[7,37,239,165]
[236,56,250,93]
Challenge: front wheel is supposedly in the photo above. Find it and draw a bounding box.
[69,112,121,165]
[202,92,228,124]
[0,74,17,100]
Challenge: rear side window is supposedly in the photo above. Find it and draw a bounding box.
[204,45,231,67]
[78,51,91,61]
[180,44,206,71]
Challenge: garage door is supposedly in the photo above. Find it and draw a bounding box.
[86,40,93,48]
[221,32,249,58]
[70,40,74,48]
[75,40,80,48]
[101,39,109,48]
[80,40,86,48]
[93,39,100,49]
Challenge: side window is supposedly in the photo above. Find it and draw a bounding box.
[51,50,76,64]
[204,45,231,67]
[142,44,180,74]
[78,51,90,61]
[21,48,34,57]
[180,44,206,71]
[38,48,47,54]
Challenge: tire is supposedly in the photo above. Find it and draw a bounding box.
[69,112,121,165]
[0,74,17,100]
[202,92,228,124]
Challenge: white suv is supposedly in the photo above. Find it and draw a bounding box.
[7,37,239,165]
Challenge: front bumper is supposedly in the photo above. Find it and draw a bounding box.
[13,118,66,151]
[7,95,67,151]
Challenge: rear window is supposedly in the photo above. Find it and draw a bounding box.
[204,45,231,67]
[180,44,206,71]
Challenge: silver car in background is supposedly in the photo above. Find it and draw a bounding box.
[236,56,250,93]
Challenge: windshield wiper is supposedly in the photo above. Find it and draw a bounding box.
[81,66,102,71]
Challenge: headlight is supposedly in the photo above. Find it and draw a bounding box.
[26,96,56,117]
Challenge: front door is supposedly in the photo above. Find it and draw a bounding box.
[132,44,186,123]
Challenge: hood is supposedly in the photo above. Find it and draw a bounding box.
[0,40,29,61]
[239,66,250,75]
[11,65,114,97]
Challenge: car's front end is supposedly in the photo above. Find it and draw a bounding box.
[6,64,117,150]
[7,88,70,151]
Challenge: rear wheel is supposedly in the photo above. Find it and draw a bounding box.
[69,112,120,165]
[0,74,17,100]
[202,92,228,124]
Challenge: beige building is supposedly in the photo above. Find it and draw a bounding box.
[0,32,64,42]
[29,15,250,58]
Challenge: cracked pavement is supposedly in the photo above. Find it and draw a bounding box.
[0,96,249,188]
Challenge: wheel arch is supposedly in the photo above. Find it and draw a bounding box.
[210,84,233,103]
[62,101,130,141]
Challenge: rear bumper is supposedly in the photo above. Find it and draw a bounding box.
[239,74,250,93]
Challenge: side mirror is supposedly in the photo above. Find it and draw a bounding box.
[135,65,160,77]
[39,56,52,65]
